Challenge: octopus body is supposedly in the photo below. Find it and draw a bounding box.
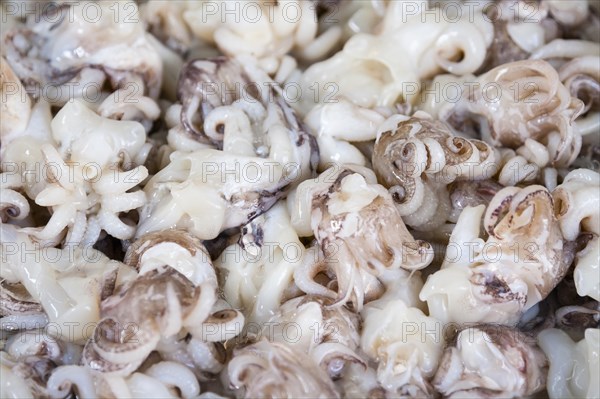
[361,298,443,397]
[372,112,498,229]
[138,56,318,240]
[1,224,120,343]
[3,1,162,127]
[433,325,548,398]
[264,295,363,379]
[291,165,433,310]
[420,185,568,325]
[553,169,600,301]
[6,100,150,246]
[538,328,600,399]
[450,59,584,168]
[82,230,243,376]
[215,202,304,324]
[227,340,340,399]
[298,0,493,112]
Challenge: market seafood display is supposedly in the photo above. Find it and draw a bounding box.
[1,1,599,398]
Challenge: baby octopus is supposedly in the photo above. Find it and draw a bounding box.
[449,59,584,168]
[290,165,433,310]
[83,230,243,376]
[137,56,318,240]
[420,184,570,325]
[372,112,497,230]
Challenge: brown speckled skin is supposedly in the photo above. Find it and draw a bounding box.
[0,281,43,316]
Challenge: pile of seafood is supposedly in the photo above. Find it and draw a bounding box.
[1,0,599,398]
